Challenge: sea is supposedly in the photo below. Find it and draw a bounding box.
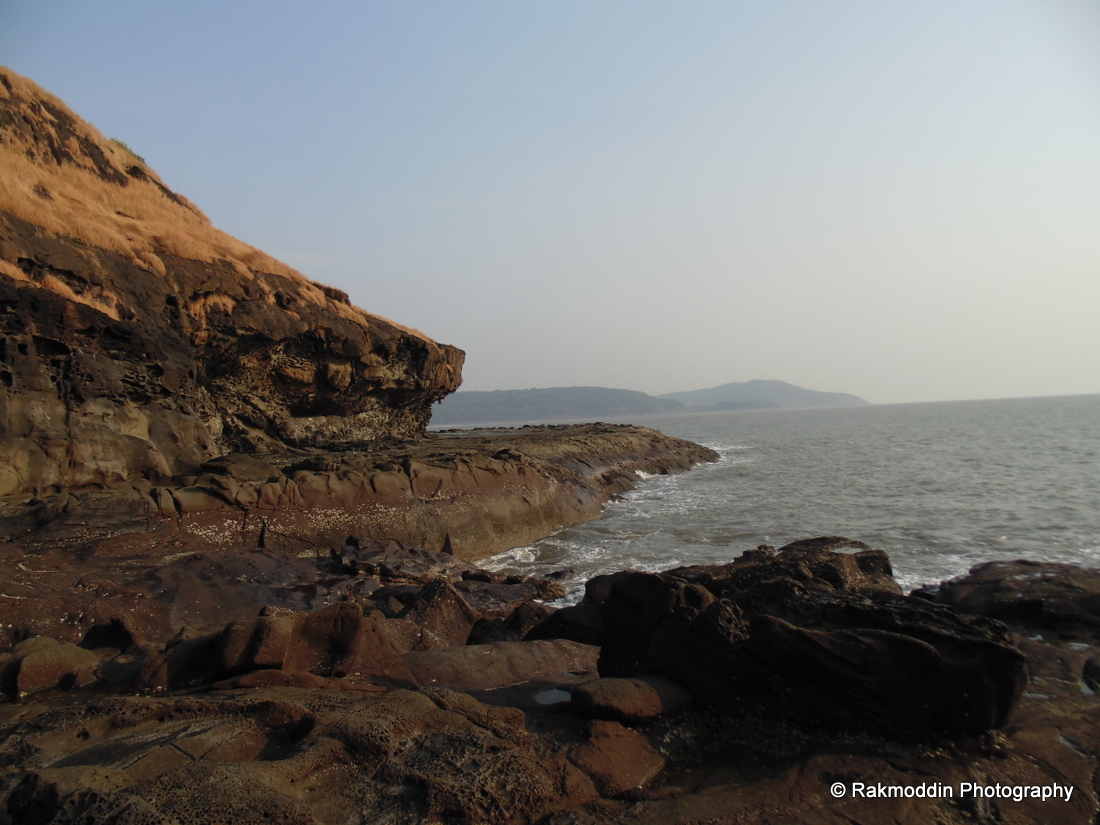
[478,394,1100,601]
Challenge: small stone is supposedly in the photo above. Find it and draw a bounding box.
[571,675,692,723]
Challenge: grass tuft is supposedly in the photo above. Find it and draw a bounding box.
[108,137,145,164]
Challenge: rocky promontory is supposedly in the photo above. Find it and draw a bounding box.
[0,65,462,496]
[0,67,717,649]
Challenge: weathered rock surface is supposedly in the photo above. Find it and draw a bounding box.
[0,526,593,713]
[5,544,1100,824]
[539,539,1028,741]
[934,560,1100,634]
[0,425,715,648]
[0,423,718,569]
[0,688,603,825]
[568,719,666,798]
[0,66,464,497]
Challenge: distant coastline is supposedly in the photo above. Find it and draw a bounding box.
[431,379,868,426]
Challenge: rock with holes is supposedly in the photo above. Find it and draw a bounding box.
[0,66,464,500]
[0,687,601,825]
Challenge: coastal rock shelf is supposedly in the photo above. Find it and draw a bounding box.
[0,423,717,642]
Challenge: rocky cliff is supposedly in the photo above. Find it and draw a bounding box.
[0,67,464,496]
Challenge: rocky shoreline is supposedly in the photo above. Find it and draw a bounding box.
[4,530,1100,824]
[0,423,716,644]
[4,67,1100,825]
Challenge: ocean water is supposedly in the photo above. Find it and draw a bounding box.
[483,394,1100,599]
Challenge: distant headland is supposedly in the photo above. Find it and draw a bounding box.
[431,379,869,425]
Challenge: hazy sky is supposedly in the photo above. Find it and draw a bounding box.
[3,1,1099,404]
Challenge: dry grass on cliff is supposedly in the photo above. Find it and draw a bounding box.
[0,67,432,341]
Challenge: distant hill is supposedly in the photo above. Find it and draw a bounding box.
[659,380,868,411]
[431,380,868,425]
[431,387,685,425]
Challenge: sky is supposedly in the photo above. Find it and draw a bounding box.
[2,1,1099,405]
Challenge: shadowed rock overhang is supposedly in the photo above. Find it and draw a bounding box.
[0,66,464,495]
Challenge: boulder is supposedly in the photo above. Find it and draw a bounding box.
[594,539,1027,741]
[213,614,295,674]
[398,578,480,649]
[453,579,541,618]
[568,719,665,797]
[507,600,559,638]
[525,603,605,646]
[467,618,522,645]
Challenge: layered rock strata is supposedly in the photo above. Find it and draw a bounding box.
[0,425,718,628]
[0,66,464,496]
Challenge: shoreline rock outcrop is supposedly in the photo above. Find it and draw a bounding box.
[0,66,463,497]
[0,423,719,651]
[0,419,718,648]
[5,540,1100,825]
[537,538,1028,742]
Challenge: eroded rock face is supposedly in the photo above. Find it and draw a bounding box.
[0,67,463,495]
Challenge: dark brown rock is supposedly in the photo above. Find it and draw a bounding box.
[467,618,522,645]
[526,603,606,646]
[403,639,599,691]
[935,560,1100,632]
[568,719,665,797]
[571,675,692,723]
[454,579,542,619]
[398,578,480,650]
[4,636,104,697]
[507,600,559,639]
[213,614,295,675]
[595,540,1027,741]
[79,616,145,654]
